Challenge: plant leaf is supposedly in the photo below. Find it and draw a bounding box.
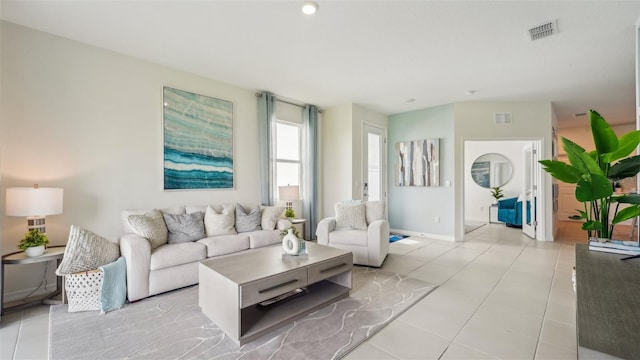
[612,205,640,224]
[590,109,619,156]
[608,155,640,180]
[575,174,612,202]
[582,220,602,231]
[562,138,603,176]
[613,193,640,205]
[602,130,640,163]
[539,160,582,184]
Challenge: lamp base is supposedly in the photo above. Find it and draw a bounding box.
[26,216,47,234]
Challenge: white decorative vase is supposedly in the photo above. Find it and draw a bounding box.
[25,245,45,257]
[282,229,300,255]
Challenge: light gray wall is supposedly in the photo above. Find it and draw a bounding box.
[1,22,262,299]
[388,104,455,239]
[454,101,555,241]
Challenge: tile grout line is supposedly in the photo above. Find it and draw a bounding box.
[439,237,534,359]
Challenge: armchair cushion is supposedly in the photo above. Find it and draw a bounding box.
[329,229,368,246]
[335,202,367,230]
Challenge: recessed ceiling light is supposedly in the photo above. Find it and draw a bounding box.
[302,1,318,15]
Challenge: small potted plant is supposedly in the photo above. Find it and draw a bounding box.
[490,186,504,204]
[284,208,296,218]
[17,229,49,257]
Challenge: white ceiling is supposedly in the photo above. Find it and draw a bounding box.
[2,1,639,128]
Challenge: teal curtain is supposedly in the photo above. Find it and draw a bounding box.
[303,105,319,240]
[258,92,277,205]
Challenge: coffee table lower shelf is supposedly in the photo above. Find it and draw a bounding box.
[241,280,349,343]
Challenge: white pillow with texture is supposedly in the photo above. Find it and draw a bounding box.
[335,202,367,230]
[261,206,285,231]
[56,225,120,276]
[127,209,168,250]
[204,204,237,236]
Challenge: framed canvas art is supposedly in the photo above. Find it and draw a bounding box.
[395,138,440,186]
[163,87,234,190]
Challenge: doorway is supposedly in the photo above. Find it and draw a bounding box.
[363,124,386,202]
[464,139,544,240]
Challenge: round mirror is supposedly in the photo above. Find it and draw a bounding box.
[470,153,513,188]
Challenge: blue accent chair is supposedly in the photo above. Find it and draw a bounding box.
[497,197,530,227]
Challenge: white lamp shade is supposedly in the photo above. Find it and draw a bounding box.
[5,187,64,217]
[278,185,300,201]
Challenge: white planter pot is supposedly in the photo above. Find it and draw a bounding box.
[25,245,45,257]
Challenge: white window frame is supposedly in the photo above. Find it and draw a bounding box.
[275,120,303,196]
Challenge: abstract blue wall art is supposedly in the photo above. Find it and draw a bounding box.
[163,87,233,190]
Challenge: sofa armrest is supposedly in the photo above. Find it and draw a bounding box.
[276,218,293,230]
[316,217,336,245]
[367,219,390,267]
[119,233,151,302]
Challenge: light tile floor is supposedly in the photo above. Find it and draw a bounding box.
[1,223,582,360]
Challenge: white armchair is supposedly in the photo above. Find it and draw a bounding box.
[316,200,389,267]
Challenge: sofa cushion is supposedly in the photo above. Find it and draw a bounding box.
[335,202,367,230]
[236,204,261,232]
[247,230,281,248]
[204,204,237,236]
[121,206,185,234]
[127,209,169,250]
[365,201,386,225]
[329,229,368,247]
[261,206,285,230]
[149,242,206,271]
[163,211,205,244]
[56,225,120,275]
[197,234,250,257]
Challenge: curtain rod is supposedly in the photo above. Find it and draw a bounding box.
[255,93,305,109]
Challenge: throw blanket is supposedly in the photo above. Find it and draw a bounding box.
[98,256,127,313]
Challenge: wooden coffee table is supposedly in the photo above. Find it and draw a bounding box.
[199,242,352,345]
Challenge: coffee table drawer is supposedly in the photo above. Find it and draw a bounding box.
[240,268,307,308]
[308,254,352,284]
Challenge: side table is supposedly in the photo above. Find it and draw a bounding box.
[290,218,307,240]
[1,245,65,315]
[489,204,502,224]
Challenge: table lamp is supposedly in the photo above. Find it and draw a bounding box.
[5,184,64,234]
[278,185,300,217]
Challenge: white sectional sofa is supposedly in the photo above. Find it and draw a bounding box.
[120,205,291,302]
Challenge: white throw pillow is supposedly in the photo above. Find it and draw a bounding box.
[204,204,237,236]
[56,225,120,276]
[335,202,367,230]
[127,209,168,250]
[261,206,285,231]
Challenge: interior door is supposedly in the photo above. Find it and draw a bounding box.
[363,124,386,202]
[522,142,538,238]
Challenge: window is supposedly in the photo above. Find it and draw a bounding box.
[276,121,301,192]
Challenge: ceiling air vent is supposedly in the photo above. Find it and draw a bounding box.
[528,20,558,41]
[494,112,512,125]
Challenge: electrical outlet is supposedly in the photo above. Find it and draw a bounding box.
[435,216,440,223]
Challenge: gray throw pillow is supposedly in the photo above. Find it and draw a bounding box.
[127,209,168,249]
[235,204,261,232]
[56,225,120,276]
[163,212,205,244]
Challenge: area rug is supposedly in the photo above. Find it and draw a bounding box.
[49,267,436,360]
[389,233,409,243]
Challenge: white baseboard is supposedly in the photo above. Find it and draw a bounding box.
[390,228,456,242]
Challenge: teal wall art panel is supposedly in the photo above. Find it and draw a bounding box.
[163,86,234,190]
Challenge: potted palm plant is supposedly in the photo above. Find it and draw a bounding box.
[17,229,50,257]
[539,110,640,240]
[490,186,504,204]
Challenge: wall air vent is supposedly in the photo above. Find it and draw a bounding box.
[494,112,512,125]
[528,20,558,41]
